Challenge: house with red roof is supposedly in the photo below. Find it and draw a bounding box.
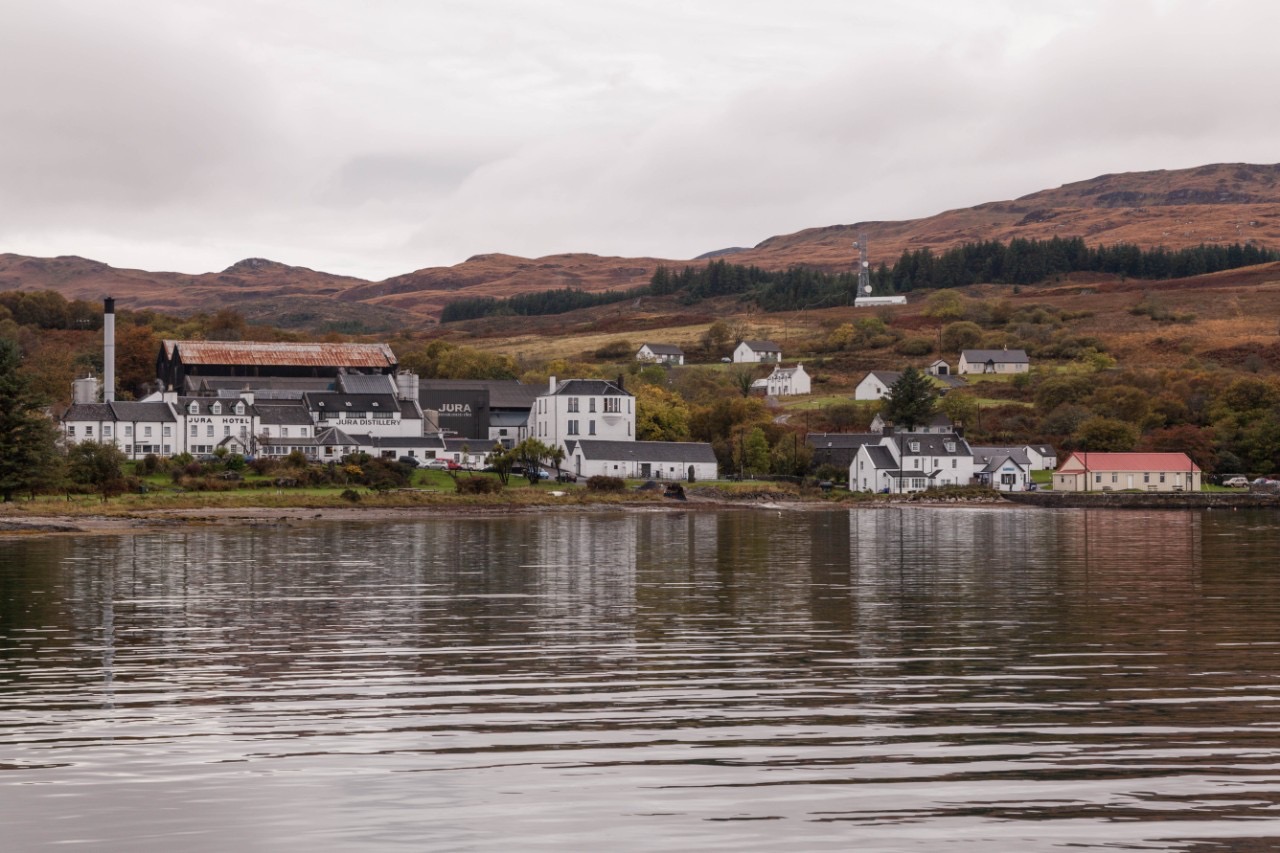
[1053,452,1201,492]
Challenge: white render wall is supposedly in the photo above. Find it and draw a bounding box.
[533,378,634,451]
[63,414,178,460]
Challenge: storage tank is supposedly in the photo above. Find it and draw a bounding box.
[72,376,101,405]
[396,371,420,402]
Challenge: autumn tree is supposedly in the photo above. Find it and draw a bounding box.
[633,384,691,442]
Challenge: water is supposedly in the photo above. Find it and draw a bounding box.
[3,507,1280,851]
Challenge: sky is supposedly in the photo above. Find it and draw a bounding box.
[3,0,1278,281]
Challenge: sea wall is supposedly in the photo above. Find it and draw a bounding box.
[1003,491,1280,509]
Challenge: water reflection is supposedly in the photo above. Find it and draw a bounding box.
[2,508,1280,851]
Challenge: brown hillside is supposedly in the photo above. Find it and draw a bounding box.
[3,162,1279,326]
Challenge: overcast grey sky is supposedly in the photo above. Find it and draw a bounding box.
[2,0,1276,280]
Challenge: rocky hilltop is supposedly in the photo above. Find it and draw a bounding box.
[3,162,1279,327]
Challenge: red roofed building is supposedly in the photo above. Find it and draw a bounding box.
[1053,452,1201,492]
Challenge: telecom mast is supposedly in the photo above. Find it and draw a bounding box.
[852,233,871,301]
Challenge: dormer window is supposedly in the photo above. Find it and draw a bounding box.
[944,442,956,453]
[210,402,222,415]
[234,403,244,415]
[909,441,920,452]
[188,402,199,414]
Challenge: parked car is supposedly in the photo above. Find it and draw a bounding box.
[424,458,449,470]
[556,471,578,484]
[1224,476,1249,488]
[1253,477,1278,486]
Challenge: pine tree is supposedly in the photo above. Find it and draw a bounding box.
[0,339,63,502]
[881,367,938,432]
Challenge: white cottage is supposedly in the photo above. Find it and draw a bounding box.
[636,344,684,365]
[761,364,810,396]
[566,439,718,481]
[854,370,901,401]
[958,348,1029,375]
[733,340,782,363]
[62,401,181,460]
[971,446,1033,491]
[850,432,975,493]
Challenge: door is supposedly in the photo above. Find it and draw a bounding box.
[640,463,651,478]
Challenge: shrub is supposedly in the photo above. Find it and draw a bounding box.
[340,488,362,503]
[456,477,503,494]
[586,475,626,492]
[895,337,934,357]
[594,340,633,359]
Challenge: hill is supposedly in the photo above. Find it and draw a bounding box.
[3,162,1279,327]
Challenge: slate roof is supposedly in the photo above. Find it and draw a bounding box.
[806,432,881,450]
[962,348,1030,364]
[742,340,781,352]
[337,374,398,395]
[303,392,402,412]
[189,376,335,396]
[640,343,684,355]
[865,370,902,385]
[63,402,177,422]
[253,402,314,426]
[444,437,490,454]
[418,379,540,409]
[971,446,1032,466]
[177,397,251,416]
[864,444,898,469]
[891,432,972,457]
[976,453,1029,475]
[1027,443,1057,456]
[345,434,445,450]
[571,439,717,464]
[314,427,358,446]
[549,379,631,397]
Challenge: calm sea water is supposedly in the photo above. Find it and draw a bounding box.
[3,508,1280,851]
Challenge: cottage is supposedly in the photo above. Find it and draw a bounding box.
[62,401,180,460]
[1053,452,1201,492]
[971,446,1034,491]
[532,377,634,452]
[958,348,1030,375]
[869,411,955,434]
[565,439,718,481]
[636,344,684,365]
[1024,444,1058,471]
[854,370,900,401]
[733,340,782,364]
[758,364,811,397]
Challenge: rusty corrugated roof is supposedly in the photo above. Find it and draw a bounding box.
[163,340,396,368]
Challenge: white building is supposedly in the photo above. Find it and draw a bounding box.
[850,432,975,493]
[178,396,257,455]
[1024,444,1058,471]
[760,364,811,397]
[854,370,901,401]
[958,348,1030,375]
[532,377,634,452]
[971,446,1034,491]
[302,392,425,438]
[869,411,954,434]
[566,439,718,481]
[636,343,684,365]
[62,401,181,460]
[733,340,782,363]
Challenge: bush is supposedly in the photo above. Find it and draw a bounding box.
[594,340,633,359]
[895,336,934,357]
[456,477,503,494]
[340,488,362,503]
[586,475,626,492]
[249,456,277,476]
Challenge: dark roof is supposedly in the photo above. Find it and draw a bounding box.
[177,397,251,415]
[806,432,880,450]
[63,402,177,423]
[418,379,540,408]
[314,426,357,446]
[742,340,781,352]
[892,432,972,458]
[864,445,898,469]
[571,439,717,464]
[962,348,1029,364]
[303,392,402,411]
[345,434,445,449]
[337,374,398,395]
[977,453,1028,475]
[187,375,335,396]
[1027,444,1056,456]
[640,343,684,355]
[253,402,314,426]
[550,379,631,397]
[971,446,1032,466]
[444,437,491,453]
[865,370,902,385]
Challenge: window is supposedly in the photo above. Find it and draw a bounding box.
[234,403,244,415]
[909,441,920,452]
[190,424,198,437]
[125,426,133,437]
[210,403,221,415]
[1095,473,1101,483]
[567,397,579,413]
[103,425,112,438]
[67,426,76,437]
[1159,473,1166,483]
[589,398,596,413]
[188,402,199,414]
[1143,473,1150,483]
[299,427,308,437]
[206,425,214,438]
[589,420,596,435]
[944,442,955,453]
[951,458,957,468]
[282,427,289,438]
[604,398,620,413]
[85,425,94,437]
[1111,473,1118,483]
[224,425,231,437]
[567,419,579,436]
[163,426,171,437]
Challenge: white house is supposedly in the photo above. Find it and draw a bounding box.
[1024,444,1057,471]
[958,348,1030,375]
[850,431,975,493]
[636,343,684,365]
[178,396,257,455]
[62,401,180,460]
[733,340,782,363]
[971,446,1034,491]
[854,370,900,401]
[869,411,954,435]
[927,359,951,376]
[566,439,718,481]
[532,376,634,452]
[760,364,810,397]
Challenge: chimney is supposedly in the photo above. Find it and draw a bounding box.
[548,375,557,394]
[103,297,116,402]
[616,373,625,391]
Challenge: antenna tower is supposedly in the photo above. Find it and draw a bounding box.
[852,233,871,298]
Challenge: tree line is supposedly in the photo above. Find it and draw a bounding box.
[439,238,1277,322]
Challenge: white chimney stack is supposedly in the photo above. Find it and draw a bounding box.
[103,297,116,402]
[548,375,557,394]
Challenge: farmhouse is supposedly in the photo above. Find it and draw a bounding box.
[854,370,900,401]
[758,364,810,397]
[636,343,684,365]
[958,348,1030,375]
[1053,452,1202,492]
[733,340,782,363]
[850,432,975,493]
